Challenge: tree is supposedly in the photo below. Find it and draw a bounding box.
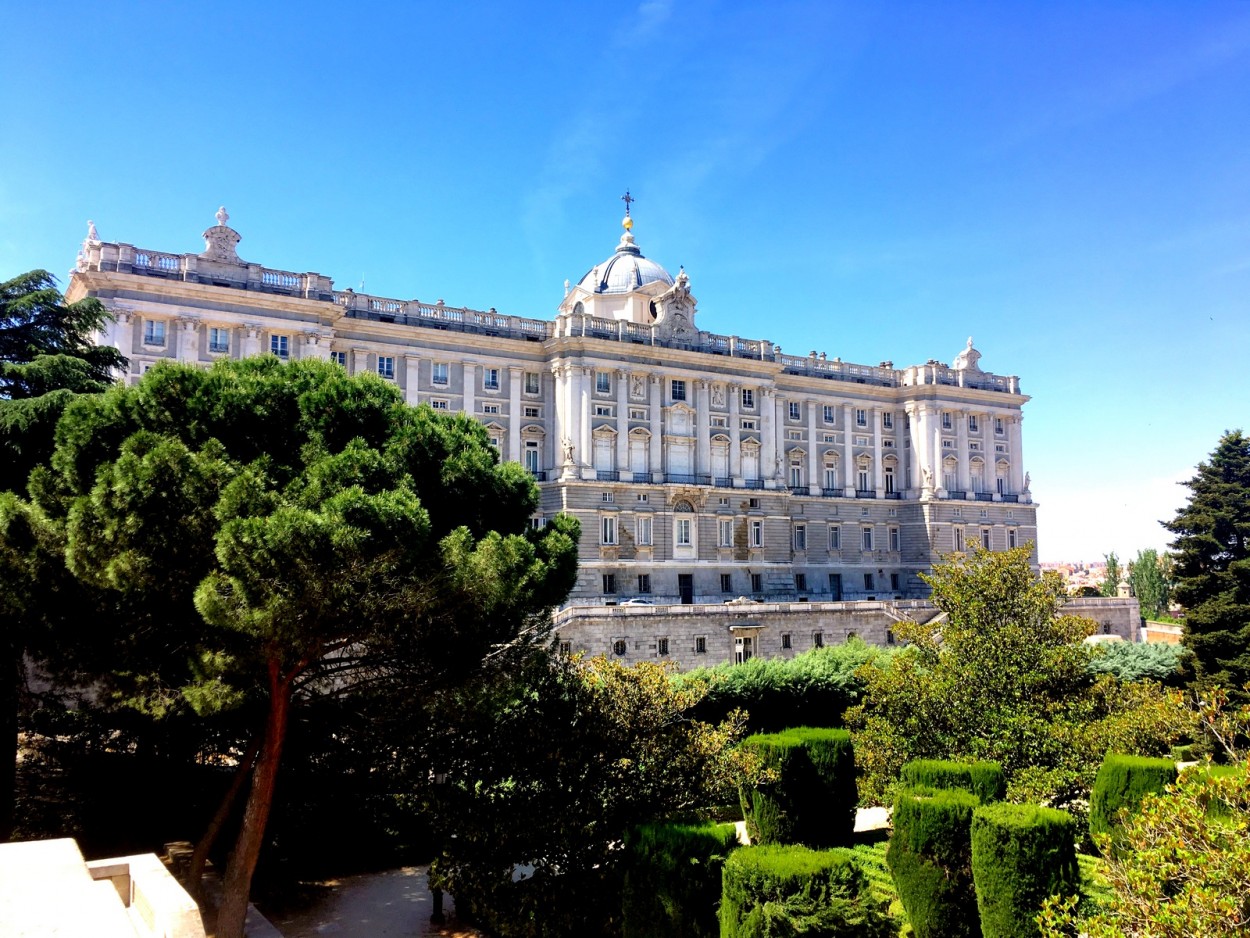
[1127,548,1171,620]
[10,358,578,938]
[1165,430,1250,704]
[846,545,1191,806]
[424,653,746,938]
[1100,552,1122,597]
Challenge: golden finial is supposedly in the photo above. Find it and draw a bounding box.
[621,189,635,230]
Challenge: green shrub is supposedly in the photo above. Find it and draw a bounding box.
[886,787,980,938]
[738,727,857,847]
[719,844,896,938]
[623,821,741,938]
[1088,753,1177,848]
[899,759,1006,803]
[970,803,1079,938]
[1085,641,1185,684]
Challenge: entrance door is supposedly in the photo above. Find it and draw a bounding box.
[828,573,843,601]
[678,574,694,605]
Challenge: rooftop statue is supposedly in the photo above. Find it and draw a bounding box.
[952,336,982,371]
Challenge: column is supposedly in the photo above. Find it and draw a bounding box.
[729,384,742,481]
[932,406,944,495]
[615,369,629,475]
[404,355,420,405]
[956,407,969,492]
[554,363,574,479]
[806,400,818,493]
[1009,413,1025,493]
[905,403,923,495]
[774,393,787,482]
[649,374,663,480]
[243,325,262,358]
[872,406,884,496]
[842,403,855,495]
[579,366,592,478]
[696,380,711,478]
[508,366,522,463]
[176,319,198,363]
[760,389,777,487]
[462,362,475,416]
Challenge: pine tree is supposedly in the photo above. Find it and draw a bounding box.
[1165,431,1250,703]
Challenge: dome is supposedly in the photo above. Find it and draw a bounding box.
[576,230,674,295]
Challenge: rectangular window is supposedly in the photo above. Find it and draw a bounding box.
[671,379,687,402]
[968,415,979,432]
[377,356,395,380]
[942,412,953,429]
[823,405,835,423]
[430,399,449,410]
[883,439,895,448]
[270,334,289,359]
[483,367,500,391]
[795,573,808,591]
[635,516,653,546]
[749,498,760,509]
[657,637,669,656]
[603,574,616,594]
[953,524,966,550]
[750,520,763,548]
[890,572,900,590]
[995,417,1005,435]
[813,632,824,648]
[638,573,651,593]
[559,640,572,656]
[861,526,874,551]
[524,371,540,395]
[787,430,803,441]
[208,327,230,353]
[143,320,166,346]
[483,404,500,414]
[889,526,900,552]
[524,406,541,418]
[782,633,792,649]
[696,636,707,654]
[882,412,893,429]
[789,401,801,421]
[524,441,540,475]
[855,408,867,427]
[751,573,762,593]
[741,419,758,431]
[630,407,647,419]
[529,516,545,530]
[982,527,992,550]
[829,572,842,599]
[596,371,611,394]
[793,524,807,551]
[675,517,693,547]
[432,362,449,385]
[864,573,875,591]
[828,525,841,550]
[718,518,734,547]
[594,404,612,416]
[1008,528,1018,549]
[637,493,649,503]
[720,573,733,593]
[331,351,347,368]
[741,388,755,409]
[601,516,618,545]
[710,416,727,427]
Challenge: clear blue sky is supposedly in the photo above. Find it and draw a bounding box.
[2,1,1247,562]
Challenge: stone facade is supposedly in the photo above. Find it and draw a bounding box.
[68,210,1046,662]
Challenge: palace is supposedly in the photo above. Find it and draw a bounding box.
[67,208,1070,666]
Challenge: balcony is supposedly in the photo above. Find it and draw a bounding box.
[528,469,549,482]
[855,490,877,499]
[885,491,901,500]
[947,490,967,500]
[743,479,765,490]
[974,492,994,502]
[789,485,811,496]
[714,477,733,488]
[666,474,712,486]
[596,470,620,482]
[1001,494,1019,503]
[821,487,844,498]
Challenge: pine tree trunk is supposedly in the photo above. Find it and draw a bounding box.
[214,665,291,938]
[188,734,261,902]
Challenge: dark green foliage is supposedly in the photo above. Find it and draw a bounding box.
[680,639,892,732]
[623,821,740,938]
[739,727,857,848]
[1089,753,1178,846]
[1086,641,1185,685]
[719,844,896,938]
[1165,430,1250,706]
[1128,548,1173,621]
[970,803,1079,938]
[886,788,980,938]
[899,759,1005,804]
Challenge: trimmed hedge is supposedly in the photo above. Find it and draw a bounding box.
[899,759,1006,804]
[1088,754,1177,847]
[970,803,1079,938]
[720,844,895,938]
[623,821,741,938]
[738,727,857,848]
[886,787,980,938]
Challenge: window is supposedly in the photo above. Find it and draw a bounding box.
[795,573,808,591]
[1007,510,1014,519]
[953,524,966,550]
[630,407,646,419]
[524,441,540,475]
[942,411,953,429]
[483,367,500,391]
[377,356,395,380]
[741,388,755,409]
[143,320,166,346]
[823,405,835,423]
[968,415,979,432]
[782,633,792,649]
[1008,528,1018,549]
[488,435,501,449]
[331,351,347,367]
[864,573,875,591]
[980,508,989,518]
[856,435,870,446]
[741,419,758,430]
[824,465,839,491]
[559,640,572,656]
[613,640,627,656]
[710,416,727,427]
[861,526,874,550]
[813,632,824,648]
[858,466,870,493]
[982,527,992,550]
[430,399,449,410]
[720,573,733,593]
[882,412,893,429]
[823,433,836,443]
[718,518,734,547]
[996,443,1007,453]
[855,408,867,427]
[995,417,1005,435]
[595,371,611,394]
[829,573,842,599]
[657,637,669,656]
[749,520,763,548]
[524,371,540,394]
[942,439,954,448]
[786,430,803,441]
[828,525,841,550]
[884,466,896,494]
[695,636,707,654]
[749,498,760,509]
[671,379,687,402]
[789,463,803,488]
[208,327,229,353]
[635,516,653,546]
[890,572,900,590]
[602,573,616,594]
[751,573,762,592]
[270,334,289,359]
[432,362,449,385]
[529,516,546,530]
[793,524,807,550]
[524,406,541,417]
[675,517,693,547]
[601,516,618,545]
[889,526,900,551]
[883,439,895,448]
[594,404,613,416]
[602,492,614,502]
[953,507,962,517]
[789,401,801,421]
[483,403,500,414]
[637,493,649,503]
[638,573,651,593]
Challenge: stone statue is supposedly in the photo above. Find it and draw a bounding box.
[711,384,726,407]
[922,467,934,489]
[952,336,982,371]
[631,374,645,399]
[215,206,230,228]
[1024,471,1031,491]
[86,220,99,242]
[562,437,575,465]
[563,278,570,297]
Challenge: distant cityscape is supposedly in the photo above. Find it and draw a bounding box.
[1041,561,1121,595]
